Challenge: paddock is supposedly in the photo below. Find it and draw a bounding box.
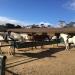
[0,37,75,75]
[1,27,75,75]
[0,38,59,55]
[3,44,75,75]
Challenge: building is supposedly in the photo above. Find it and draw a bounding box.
[7,27,75,36]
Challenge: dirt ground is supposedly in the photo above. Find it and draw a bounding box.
[1,43,75,75]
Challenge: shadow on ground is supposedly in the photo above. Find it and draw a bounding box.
[16,47,65,59]
[6,46,65,75]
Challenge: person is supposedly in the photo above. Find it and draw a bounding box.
[3,31,8,41]
[8,31,11,37]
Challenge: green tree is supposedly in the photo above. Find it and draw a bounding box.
[5,23,15,29]
[15,25,22,28]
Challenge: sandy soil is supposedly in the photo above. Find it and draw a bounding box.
[1,43,75,75]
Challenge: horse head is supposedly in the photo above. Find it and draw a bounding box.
[60,33,70,50]
[60,33,68,40]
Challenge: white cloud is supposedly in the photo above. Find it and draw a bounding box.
[0,16,54,27]
[39,21,52,26]
[63,0,75,10]
[0,16,29,26]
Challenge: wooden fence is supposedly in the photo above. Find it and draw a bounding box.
[0,39,60,55]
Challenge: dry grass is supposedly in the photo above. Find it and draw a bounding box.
[1,43,75,75]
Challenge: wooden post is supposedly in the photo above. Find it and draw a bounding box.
[0,55,7,75]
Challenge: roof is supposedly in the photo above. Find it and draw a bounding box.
[7,27,75,33]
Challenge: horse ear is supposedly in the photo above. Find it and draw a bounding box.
[67,35,70,38]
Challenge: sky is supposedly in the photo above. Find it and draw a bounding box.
[0,0,75,26]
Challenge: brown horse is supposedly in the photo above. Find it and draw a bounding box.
[32,33,50,42]
[32,33,50,49]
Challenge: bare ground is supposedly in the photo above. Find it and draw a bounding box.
[1,43,75,75]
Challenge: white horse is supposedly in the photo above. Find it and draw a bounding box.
[3,32,22,55]
[60,33,75,50]
[51,36,57,40]
[60,33,69,50]
[20,33,30,42]
[51,35,59,47]
[10,32,22,41]
[8,32,31,55]
[3,32,15,55]
[10,32,30,42]
[0,35,4,53]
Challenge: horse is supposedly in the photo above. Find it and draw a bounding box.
[3,31,21,55]
[3,32,31,55]
[51,35,57,41]
[0,35,4,54]
[8,32,34,54]
[9,32,22,41]
[20,33,30,42]
[59,33,75,50]
[9,32,31,42]
[32,33,50,49]
[32,33,50,42]
[50,35,60,47]
[3,31,15,55]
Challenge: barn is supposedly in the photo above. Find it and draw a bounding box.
[7,27,75,37]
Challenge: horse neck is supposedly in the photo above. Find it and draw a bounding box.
[0,35,4,40]
[52,36,56,39]
[20,34,29,39]
[60,34,68,41]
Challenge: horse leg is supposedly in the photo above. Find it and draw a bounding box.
[65,43,69,51]
[72,41,75,48]
[56,43,59,47]
[9,44,15,55]
[32,46,37,50]
[41,45,44,49]
[35,46,37,49]
[8,41,15,55]
[8,41,12,55]
[30,46,34,50]
[0,47,2,54]
[9,47,12,55]
[69,43,71,49]
[65,46,68,51]
[8,45,13,55]
[0,42,2,54]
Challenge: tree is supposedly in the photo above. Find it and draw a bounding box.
[31,24,40,28]
[67,22,75,27]
[15,25,22,28]
[0,25,6,31]
[59,20,66,28]
[63,22,75,28]
[5,23,15,29]
[47,25,51,28]
[40,24,46,28]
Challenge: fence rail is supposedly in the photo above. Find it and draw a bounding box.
[0,39,59,55]
[15,40,57,48]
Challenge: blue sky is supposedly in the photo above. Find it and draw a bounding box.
[0,0,75,26]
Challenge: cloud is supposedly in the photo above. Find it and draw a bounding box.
[0,16,28,26]
[39,21,53,26]
[63,0,75,10]
[0,17,17,24]
[0,16,53,27]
